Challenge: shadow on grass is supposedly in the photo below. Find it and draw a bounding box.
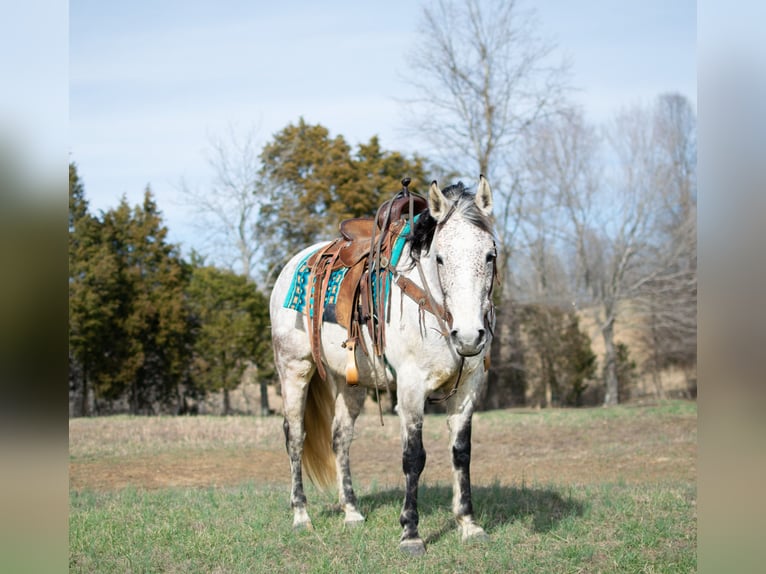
[355,483,585,544]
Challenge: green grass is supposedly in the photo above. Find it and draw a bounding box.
[70,402,697,573]
[70,480,695,573]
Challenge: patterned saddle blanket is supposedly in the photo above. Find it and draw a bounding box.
[282,216,418,323]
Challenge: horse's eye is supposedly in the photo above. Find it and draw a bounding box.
[486,251,496,263]
[435,255,444,265]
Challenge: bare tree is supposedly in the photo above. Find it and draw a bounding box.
[404,0,569,178]
[522,103,693,405]
[635,94,697,397]
[403,0,569,282]
[180,125,265,281]
[180,125,274,415]
[403,0,570,408]
[519,106,600,303]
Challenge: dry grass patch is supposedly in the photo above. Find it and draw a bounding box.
[70,401,696,491]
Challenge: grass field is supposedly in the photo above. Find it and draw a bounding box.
[70,401,696,573]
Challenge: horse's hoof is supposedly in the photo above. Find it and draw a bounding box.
[344,515,365,528]
[399,538,426,556]
[461,524,489,543]
[343,506,365,526]
[293,520,313,532]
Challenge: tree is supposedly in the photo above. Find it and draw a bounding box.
[403,0,571,409]
[518,304,596,407]
[523,106,636,406]
[257,118,353,281]
[71,187,193,414]
[404,0,569,180]
[69,164,120,415]
[180,126,265,280]
[258,119,427,284]
[180,126,275,413]
[187,264,271,415]
[522,100,696,405]
[635,94,697,397]
[342,136,428,220]
[615,342,638,404]
[403,0,569,290]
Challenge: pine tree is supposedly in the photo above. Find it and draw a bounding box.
[70,176,193,414]
[518,304,597,407]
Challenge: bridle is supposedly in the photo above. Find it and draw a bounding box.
[366,179,497,406]
[412,201,497,404]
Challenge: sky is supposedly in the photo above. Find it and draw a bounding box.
[69,0,696,255]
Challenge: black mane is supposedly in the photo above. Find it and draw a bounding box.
[408,181,493,262]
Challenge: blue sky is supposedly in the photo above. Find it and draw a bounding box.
[69,0,696,253]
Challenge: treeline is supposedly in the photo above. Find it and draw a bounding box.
[69,165,271,415]
[69,0,696,414]
[70,95,696,415]
[68,125,432,415]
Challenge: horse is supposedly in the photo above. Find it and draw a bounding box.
[269,176,496,556]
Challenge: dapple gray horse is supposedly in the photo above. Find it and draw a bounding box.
[269,177,496,555]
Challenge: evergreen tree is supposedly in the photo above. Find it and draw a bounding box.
[69,164,121,415]
[518,304,597,407]
[98,190,192,413]
[186,265,270,414]
[615,342,638,404]
[258,118,427,284]
[69,173,193,414]
[560,313,597,407]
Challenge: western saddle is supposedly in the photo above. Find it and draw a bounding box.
[304,178,447,385]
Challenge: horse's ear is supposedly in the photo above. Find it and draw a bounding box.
[428,180,450,222]
[475,175,493,216]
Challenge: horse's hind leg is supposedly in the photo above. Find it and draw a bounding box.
[332,383,366,526]
[280,360,314,530]
[447,396,489,543]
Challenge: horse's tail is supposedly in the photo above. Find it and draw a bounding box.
[302,371,337,489]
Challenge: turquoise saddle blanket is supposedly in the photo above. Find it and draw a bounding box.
[283,216,418,322]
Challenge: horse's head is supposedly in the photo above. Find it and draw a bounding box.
[425,176,496,357]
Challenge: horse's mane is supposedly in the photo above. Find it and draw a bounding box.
[408,181,494,262]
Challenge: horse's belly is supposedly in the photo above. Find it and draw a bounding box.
[319,320,467,394]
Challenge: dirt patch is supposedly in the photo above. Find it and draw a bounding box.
[69,404,696,492]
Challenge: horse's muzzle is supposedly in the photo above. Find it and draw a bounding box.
[451,328,487,357]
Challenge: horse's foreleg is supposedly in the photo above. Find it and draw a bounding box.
[448,411,489,542]
[398,406,427,555]
[332,385,366,526]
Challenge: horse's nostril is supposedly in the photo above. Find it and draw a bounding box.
[477,329,486,342]
[450,329,459,339]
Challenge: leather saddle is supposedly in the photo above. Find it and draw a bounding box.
[304,182,428,384]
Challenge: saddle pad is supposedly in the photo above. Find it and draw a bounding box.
[283,250,349,320]
[282,214,419,322]
[370,214,418,305]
